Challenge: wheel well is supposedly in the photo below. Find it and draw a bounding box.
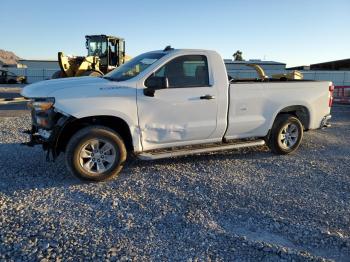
[277,105,310,129]
[56,115,133,154]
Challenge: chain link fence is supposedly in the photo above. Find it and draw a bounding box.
[6,68,58,83]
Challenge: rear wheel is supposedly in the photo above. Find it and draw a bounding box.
[267,114,303,154]
[65,126,127,181]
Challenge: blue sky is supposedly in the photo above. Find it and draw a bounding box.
[1,0,349,66]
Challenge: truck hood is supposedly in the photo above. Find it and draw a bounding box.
[21,77,110,98]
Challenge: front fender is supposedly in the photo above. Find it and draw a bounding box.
[71,109,134,128]
[55,106,141,152]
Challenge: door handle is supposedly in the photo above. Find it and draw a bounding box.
[200,95,215,100]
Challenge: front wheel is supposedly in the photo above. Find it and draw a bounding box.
[65,126,127,181]
[267,114,303,154]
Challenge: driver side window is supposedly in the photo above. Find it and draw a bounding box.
[154,55,209,88]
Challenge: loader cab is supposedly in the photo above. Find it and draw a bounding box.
[85,35,125,74]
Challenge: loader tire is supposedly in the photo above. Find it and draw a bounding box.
[51,70,65,79]
[7,79,17,84]
[81,71,103,77]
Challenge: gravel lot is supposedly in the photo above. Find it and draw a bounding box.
[0,105,349,261]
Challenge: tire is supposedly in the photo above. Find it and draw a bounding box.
[65,126,127,181]
[51,70,65,79]
[7,79,17,84]
[267,114,303,155]
[81,71,103,77]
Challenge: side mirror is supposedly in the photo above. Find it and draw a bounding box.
[144,76,169,97]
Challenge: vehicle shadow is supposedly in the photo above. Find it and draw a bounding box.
[0,143,81,194]
[0,142,274,195]
[1,131,339,195]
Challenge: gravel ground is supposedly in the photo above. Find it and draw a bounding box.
[0,105,349,261]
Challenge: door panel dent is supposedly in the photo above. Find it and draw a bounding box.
[143,124,187,143]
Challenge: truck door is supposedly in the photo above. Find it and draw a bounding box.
[137,54,218,151]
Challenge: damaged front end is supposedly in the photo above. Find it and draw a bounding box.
[22,98,74,161]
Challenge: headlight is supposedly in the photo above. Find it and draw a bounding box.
[28,97,55,111]
[28,98,56,129]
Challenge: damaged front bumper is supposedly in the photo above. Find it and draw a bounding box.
[22,109,74,161]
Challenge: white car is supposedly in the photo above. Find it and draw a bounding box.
[21,47,333,181]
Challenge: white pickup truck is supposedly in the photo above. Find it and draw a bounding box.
[21,47,333,181]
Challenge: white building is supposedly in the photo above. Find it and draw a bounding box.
[224,59,286,71]
[18,59,59,70]
[6,59,60,83]
[224,59,287,80]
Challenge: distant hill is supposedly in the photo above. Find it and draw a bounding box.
[0,49,20,65]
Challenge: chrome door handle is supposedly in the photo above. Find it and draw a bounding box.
[200,95,215,100]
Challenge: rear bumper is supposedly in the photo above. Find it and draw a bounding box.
[320,114,331,128]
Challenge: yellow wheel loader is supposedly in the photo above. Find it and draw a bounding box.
[52,35,129,78]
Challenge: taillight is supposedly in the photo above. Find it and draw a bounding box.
[329,83,334,107]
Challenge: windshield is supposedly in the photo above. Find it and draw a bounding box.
[87,38,107,57]
[104,52,166,81]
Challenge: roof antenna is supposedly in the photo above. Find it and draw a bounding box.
[163,45,174,51]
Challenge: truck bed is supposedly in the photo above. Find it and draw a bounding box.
[225,80,331,140]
